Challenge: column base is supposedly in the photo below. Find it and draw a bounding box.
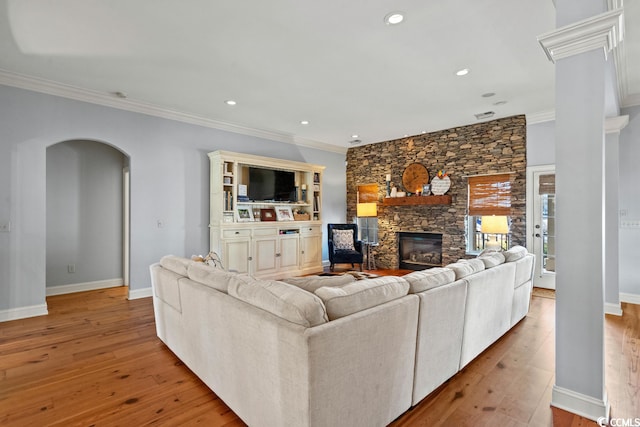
[551,385,609,422]
[604,302,623,316]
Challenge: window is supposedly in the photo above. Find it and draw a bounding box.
[466,173,512,254]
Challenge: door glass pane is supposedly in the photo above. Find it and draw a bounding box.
[542,194,555,273]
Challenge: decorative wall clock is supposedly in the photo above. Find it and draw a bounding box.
[402,163,429,194]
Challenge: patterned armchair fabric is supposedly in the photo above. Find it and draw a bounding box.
[327,224,364,271]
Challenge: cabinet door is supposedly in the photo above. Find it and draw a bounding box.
[301,233,322,269]
[254,237,278,276]
[224,239,251,274]
[279,234,300,272]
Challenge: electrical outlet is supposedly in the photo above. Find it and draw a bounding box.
[68,264,76,273]
[0,220,10,232]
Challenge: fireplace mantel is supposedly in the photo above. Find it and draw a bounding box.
[382,195,452,206]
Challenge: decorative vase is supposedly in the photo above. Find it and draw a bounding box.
[390,187,397,197]
[431,176,451,195]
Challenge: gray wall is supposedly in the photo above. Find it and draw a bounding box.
[526,120,555,166]
[527,114,640,299]
[619,105,640,296]
[0,84,347,313]
[46,140,125,287]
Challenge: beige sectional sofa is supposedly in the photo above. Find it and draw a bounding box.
[150,246,534,427]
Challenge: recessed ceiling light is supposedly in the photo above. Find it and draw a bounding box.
[112,91,127,99]
[493,100,507,106]
[300,120,309,125]
[351,134,359,139]
[225,100,237,106]
[481,92,496,98]
[455,68,470,76]
[384,12,404,25]
[421,131,427,134]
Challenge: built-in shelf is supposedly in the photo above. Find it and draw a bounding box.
[382,195,452,206]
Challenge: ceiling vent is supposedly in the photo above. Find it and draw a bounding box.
[474,111,495,120]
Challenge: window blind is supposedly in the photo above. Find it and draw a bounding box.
[538,174,555,195]
[467,173,512,216]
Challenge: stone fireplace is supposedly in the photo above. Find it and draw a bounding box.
[398,232,442,270]
[345,115,527,269]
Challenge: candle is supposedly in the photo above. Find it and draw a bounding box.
[386,174,391,182]
[301,184,307,190]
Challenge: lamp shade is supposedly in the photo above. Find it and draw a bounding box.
[356,202,377,217]
[481,215,509,234]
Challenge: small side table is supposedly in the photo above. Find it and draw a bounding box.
[363,242,378,270]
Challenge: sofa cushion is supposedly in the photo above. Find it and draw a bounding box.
[332,229,355,250]
[403,268,456,294]
[160,255,193,276]
[187,262,237,293]
[153,265,183,312]
[446,259,485,280]
[228,275,328,327]
[282,274,357,293]
[314,276,410,320]
[478,251,506,268]
[504,245,528,262]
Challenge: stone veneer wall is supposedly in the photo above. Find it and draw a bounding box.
[346,115,527,268]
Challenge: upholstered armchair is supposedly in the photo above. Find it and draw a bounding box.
[327,223,364,272]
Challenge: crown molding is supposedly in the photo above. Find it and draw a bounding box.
[0,69,347,154]
[526,109,556,125]
[605,115,629,133]
[538,9,624,63]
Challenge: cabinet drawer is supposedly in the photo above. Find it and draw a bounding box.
[222,229,251,238]
[253,227,278,237]
[300,225,321,235]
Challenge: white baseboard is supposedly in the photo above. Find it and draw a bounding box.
[46,278,123,296]
[604,302,623,316]
[551,385,609,422]
[0,304,48,322]
[620,292,640,305]
[128,287,152,300]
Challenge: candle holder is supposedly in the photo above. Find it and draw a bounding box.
[386,181,391,197]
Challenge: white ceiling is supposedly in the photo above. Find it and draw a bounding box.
[0,1,638,150]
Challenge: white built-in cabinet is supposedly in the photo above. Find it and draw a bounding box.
[209,150,324,279]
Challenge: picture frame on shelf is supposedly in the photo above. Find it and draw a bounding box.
[236,206,254,222]
[275,206,294,221]
[260,208,277,221]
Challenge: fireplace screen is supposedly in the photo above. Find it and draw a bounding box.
[398,232,443,270]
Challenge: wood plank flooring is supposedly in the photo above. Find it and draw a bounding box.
[0,280,638,426]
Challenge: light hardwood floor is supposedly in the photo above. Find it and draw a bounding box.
[0,281,638,426]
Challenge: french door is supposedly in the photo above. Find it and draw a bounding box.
[527,166,556,289]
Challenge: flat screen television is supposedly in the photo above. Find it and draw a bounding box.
[248,167,296,202]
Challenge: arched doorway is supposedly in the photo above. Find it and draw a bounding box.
[45,140,130,295]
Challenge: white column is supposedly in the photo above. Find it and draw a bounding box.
[604,117,628,316]
[538,4,624,422]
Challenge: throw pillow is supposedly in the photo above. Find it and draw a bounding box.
[446,259,485,280]
[478,251,506,268]
[332,229,355,250]
[187,262,236,293]
[314,276,410,320]
[504,245,528,262]
[160,255,193,276]
[228,275,328,327]
[403,267,456,293]
[282,274,357,293]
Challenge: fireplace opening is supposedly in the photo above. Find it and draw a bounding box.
[398,232,443,270]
